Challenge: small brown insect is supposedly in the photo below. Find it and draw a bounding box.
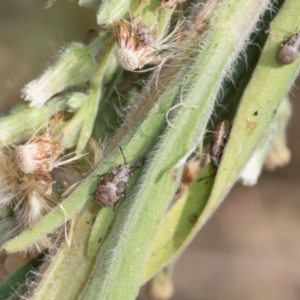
[136,23,155,45]
[95,148,131,207]
[198,120,232,183]
[161,0,186,9]
[210,120,232,170]
[278,32,300,65]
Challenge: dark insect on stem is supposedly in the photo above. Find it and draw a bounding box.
[135,23,154,46]
[198,120,232,182]
[210,119,232,170]
[95,147,131,207]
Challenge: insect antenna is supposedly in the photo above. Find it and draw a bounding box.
[118,146,127,164]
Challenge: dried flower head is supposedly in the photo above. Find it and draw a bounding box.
[0,130,86,253]
[16,136,62,178]
[0,146,55,253]
[0,148,22,210]
[114,20,179,71]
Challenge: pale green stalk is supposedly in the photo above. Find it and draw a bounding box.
[0,100,67,148]
[28,206,97,300]
[76,37,116,151]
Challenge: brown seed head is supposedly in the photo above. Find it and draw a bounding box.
[113,19,181,71]
[114,21,156,71]
[16,136,62,177]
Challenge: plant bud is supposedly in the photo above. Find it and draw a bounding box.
[22,43,96,107]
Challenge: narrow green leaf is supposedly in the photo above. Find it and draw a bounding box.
[142,165,215,282]
[76,38,116,152]
[87,205,115,257]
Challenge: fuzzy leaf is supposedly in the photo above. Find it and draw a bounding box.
[142,165,215,282]
[29,207,97,300]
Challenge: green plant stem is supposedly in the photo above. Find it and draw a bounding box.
[79,1,270,299]
[29,206,97,300]
[76,37,116,151]
[0,100,67,148]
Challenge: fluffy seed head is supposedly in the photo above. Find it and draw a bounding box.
[0,146,54,253]
[116,48,142,71]
[14,185,51,230]
[114,21,156,71]
[0,129,87,253]
[16,136,62,177]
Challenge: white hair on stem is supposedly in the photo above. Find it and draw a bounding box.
[165,78,198,128]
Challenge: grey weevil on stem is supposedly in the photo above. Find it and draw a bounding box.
[95,147,143,207]
[95,147,131,207]
[278,32,300,65]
